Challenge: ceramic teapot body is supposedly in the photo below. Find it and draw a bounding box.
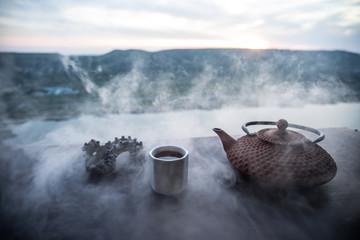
[213,119,337,188]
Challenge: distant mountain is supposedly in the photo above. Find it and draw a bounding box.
[1,49,359,120]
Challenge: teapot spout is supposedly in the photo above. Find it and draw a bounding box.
[213,128,236,153]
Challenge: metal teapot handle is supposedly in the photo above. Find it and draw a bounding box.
[242,121,325,143]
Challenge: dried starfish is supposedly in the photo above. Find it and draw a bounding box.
[82,136,143,176]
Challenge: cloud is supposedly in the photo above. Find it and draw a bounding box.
[0,0,359,54]
[61,6,202,32]
[274,1,360,30]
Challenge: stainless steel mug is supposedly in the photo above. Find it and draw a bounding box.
[149,145,189,195]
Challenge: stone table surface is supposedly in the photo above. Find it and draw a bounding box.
[1,128,360,240]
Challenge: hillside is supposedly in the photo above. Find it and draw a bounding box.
[1,49,359,120]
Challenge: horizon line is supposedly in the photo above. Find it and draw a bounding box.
[0,47,358,56]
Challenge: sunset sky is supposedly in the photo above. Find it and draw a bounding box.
[0,0,359,55]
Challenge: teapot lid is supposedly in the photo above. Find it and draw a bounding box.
[256,119,307,145]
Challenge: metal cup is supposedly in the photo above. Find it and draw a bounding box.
[149,145,189,195]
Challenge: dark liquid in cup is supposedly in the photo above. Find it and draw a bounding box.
[155,151,183,160]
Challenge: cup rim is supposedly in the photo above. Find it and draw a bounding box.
[149,145,189,161]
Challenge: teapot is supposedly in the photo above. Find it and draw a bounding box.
[213,119,337,188]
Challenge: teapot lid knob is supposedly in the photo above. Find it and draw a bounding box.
[277,119,288,133]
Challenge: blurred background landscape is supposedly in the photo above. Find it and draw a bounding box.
[1,49,359,121]
[1,0,360,135]
[1,48,359,142]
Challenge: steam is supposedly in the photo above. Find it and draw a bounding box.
[1,118,240,239]
[1,116,344,239]
[61,55,98,94]
[58,50,357,116]
[1,50,359,239]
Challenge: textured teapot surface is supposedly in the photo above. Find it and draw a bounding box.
[226,135,336,187]
[214,119,337,188]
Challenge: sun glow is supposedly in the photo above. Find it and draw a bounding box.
[207,36,271,50]
[239,37,270,50]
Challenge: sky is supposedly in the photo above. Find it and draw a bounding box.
[0,0,359,55]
